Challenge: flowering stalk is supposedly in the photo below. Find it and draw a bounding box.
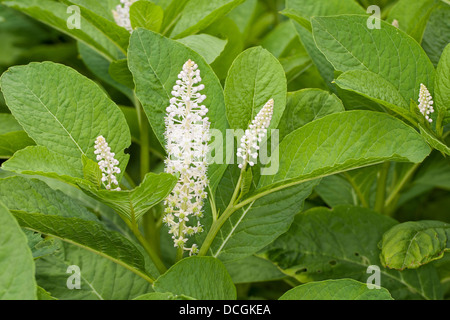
[163,59,210,257]
[418,83,434,123]
[112,0,137,33]
[94,135,121,191]
[237,99,274,168]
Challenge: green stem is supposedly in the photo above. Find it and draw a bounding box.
[136,99,150,181]
[374,162,390,214]
[127,206,167,274]
[342,172,369,208]
[198,169,245,256]
[143,209,161,257]
[385,163,420,210]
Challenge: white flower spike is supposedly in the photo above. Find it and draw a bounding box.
[112,0,137,33]
[237,99,274,169]
[94,136,121,191]
[163,59,210,256]
[418,83,434,123]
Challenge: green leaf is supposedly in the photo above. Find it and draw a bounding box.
[63,0,130,54]
[0,113,35,158]
[278,88,344,140]
[108,59,135,89]
[205,166,318,262]
[224,255,285,284]
[2,146,84,185]
[224,46,286,130]
[78,42,133,99]
[82,155,102,188]
[0,62,131,178]
[3,0,121,60]
[279,279,393,300]
[435,44,450,125]
[259,111,431,190]
[36,286,57,300]
[36,243,152,300]
[153,256,236,299]
[0,176,97,221]
[262,205,442,300]
[134,292,195,300]
[128,28,228,190]
[130,0,164,32]
[419,124,450,156]
[334,70,416,124]
[283,0,364,90]
[79,172,177,223]
[169,0,245,39]
[204,17,244,81]
[380,220,450,270]
[311,15,436,104]
[387,0,439,43]
[422,2,450,67]
[12,211,154,283]
[177,34,227,64]
[0,202,37,299]
[25,229,61,260]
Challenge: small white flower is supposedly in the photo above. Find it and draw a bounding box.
[392,19,399,28]
[94,136,121,191]
[237,99,274,168]
[112,0,137,33]
[418,83,434,123]
[163,59,210,254]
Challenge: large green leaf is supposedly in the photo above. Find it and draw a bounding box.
[311,15,436,104]
[3,0,121,60]
[278,88,344,140]
[380,220,450,270]
[36,243,152,300]
[13,211,154,283]
[128,28,228,190]
[279,279,393,300]
[224,46,286,131]
[0,176,96,221]
[259,111,431,190]
[262,205,443,300]
[153,256,236,299]
[435,44,450,124]
[0,202,36,300]
[79,172,177,223]
[283,0,364,90]
[169,0,245,39]
[205,165,318,263]
[0,62,131,178]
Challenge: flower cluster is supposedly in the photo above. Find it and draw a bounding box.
[418,83,434,123]
[94,136,121,191]
[237,99,274,168]
[112,0,137,33]
[163,59,210,256]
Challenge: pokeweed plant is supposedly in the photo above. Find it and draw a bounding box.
[0,0,449,301]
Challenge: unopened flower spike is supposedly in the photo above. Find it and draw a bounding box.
[237,99,274,169]
[418,83,434,123]
[163,59,210,256]
[112,0,137,33]
[94,136,121,191]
